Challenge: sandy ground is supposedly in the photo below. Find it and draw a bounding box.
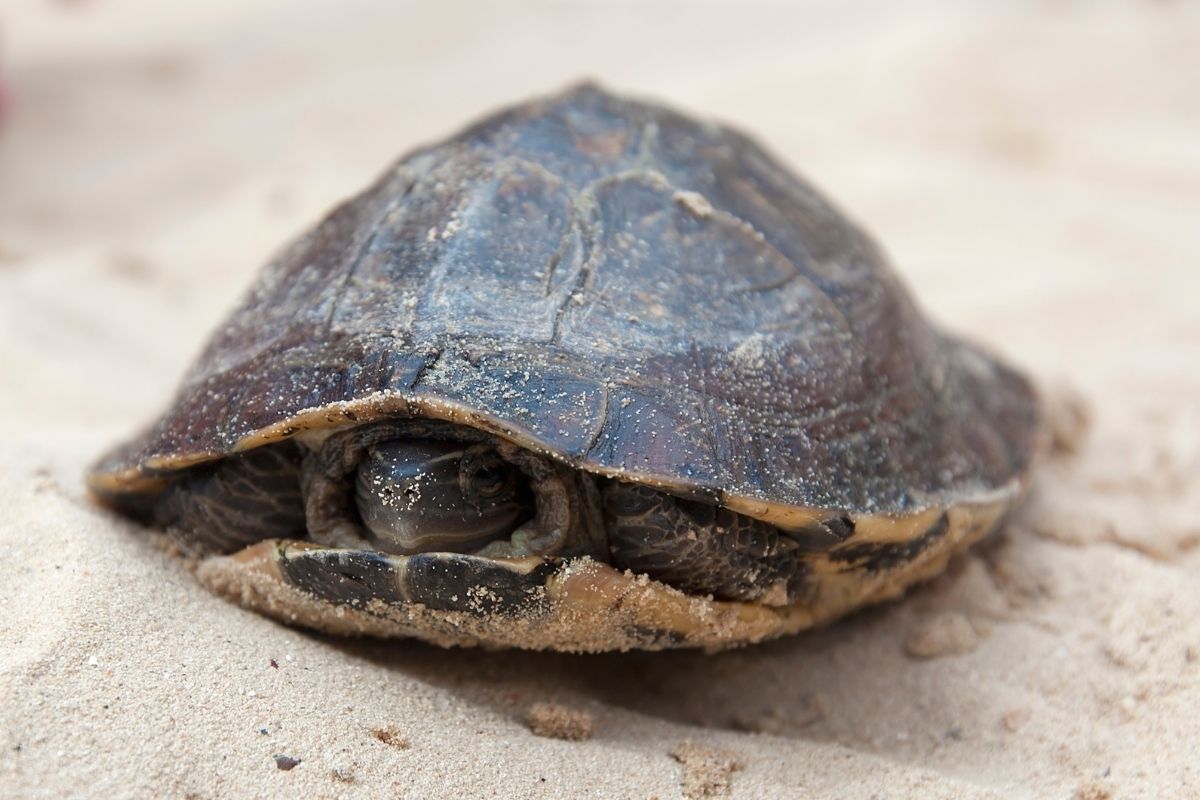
[2,1,1198,798]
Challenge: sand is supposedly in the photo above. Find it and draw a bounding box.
[2,1,1198,797]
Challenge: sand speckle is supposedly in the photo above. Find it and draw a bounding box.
[1045,382,1091,455]
[525,702,594,742]
[0,241,25,265]
[669,740,744,800]
[329,765,356,784]
[369,726,410,750]
[1002,708,1032,732]
[1074,783,1113,800]
[732,693,825,735]
[104,250,159,282]
[904,611,980,659]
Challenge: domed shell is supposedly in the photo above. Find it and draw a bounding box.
[89,84,1039,528]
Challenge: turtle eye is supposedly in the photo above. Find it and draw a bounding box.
[354,440,530,555]
[460,450,515,501]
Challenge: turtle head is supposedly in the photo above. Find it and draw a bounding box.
[353,440,532,555]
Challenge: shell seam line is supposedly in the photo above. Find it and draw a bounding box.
[322,172,420,336]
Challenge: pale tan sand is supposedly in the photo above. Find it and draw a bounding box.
[2,1,1198,797]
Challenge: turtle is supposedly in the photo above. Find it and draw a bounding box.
[87,84,1041,652]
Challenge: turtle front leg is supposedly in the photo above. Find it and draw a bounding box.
[153,442,307,555]
[600,482,840,606]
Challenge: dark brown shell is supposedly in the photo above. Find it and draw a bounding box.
[89,84,1039,522]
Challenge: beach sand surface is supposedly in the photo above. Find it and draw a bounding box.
[1,2,1198,797]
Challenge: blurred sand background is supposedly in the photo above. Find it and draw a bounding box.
[1,1,1198,797]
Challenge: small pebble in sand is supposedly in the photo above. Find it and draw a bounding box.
[732,693,825,735]
[104,250,158,282]
[273,754,301,771]
[329,762,357,784]
[1045,382,1091,455]
[1002,708,1031,732]
[0,242,25,265]
[525,702,594,742]
[370,726,410,750]
[669,740,744,800]
[1074,782,1113,800]
[904,611,979,659]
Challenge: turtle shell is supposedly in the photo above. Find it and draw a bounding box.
[88,85,1041,650]
[90,84,1038,529]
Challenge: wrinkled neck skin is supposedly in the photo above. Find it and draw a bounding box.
[301,419,611,563]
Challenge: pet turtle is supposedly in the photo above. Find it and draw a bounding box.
[88,84,1040,652]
